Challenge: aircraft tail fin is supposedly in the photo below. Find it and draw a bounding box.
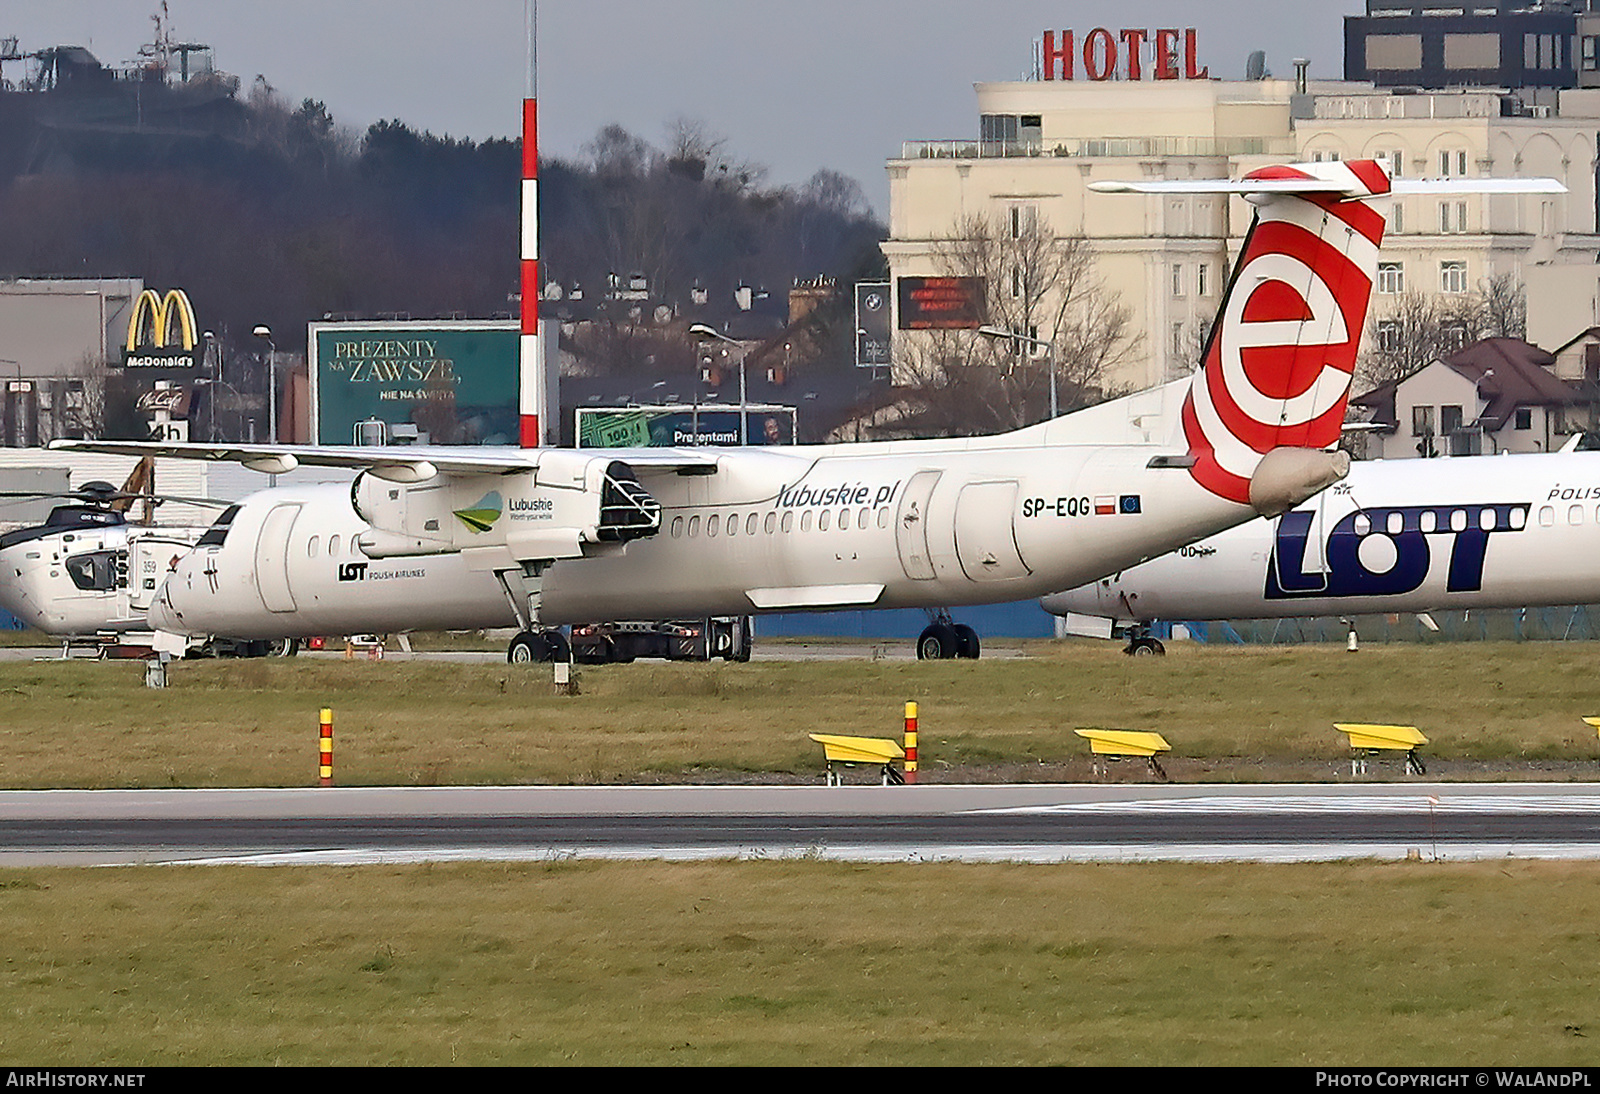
[1095,161,1563,507]
[1177,160,1388,507]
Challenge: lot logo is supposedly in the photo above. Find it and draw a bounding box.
[122,288,199,369]
[337,561,369,582]
[1265,502,1528,600]
[453,491,503,533]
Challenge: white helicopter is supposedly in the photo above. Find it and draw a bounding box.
[0,464,243,654]
[57,160,1545,662]
[1042,443,1600,654]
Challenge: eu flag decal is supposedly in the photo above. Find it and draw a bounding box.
[1119,494,1142,514]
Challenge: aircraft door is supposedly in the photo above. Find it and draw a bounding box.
[953,481,1031,582]
[255,503,302,613]
[895,470,942,580]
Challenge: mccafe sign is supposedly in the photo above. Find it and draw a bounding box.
[1041,28,1208,81]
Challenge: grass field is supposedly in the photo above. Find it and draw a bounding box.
[1,639,1598,787]
[2,858,1597,1066]
[7,641,1600,1066]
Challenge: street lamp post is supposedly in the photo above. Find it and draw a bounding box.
[688,324,748,444]
[977,325,1057,421]
[252,325,276,445]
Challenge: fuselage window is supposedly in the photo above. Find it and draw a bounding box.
[671,516,684,537]
[1569,505,1585,526]
[707,514,719,538]
[781,512,793,533]
[819,510,831,531]
[1479,509,1497,532]
[764,512,776,534]
[877,508,889,529]
[801,510,813,532]
[329,535,341,556]
[1540,506,1556,527]
[688,515,701,537]
[858,508,870,530]
[307,535,320,558]
[838,508,849,530]
[727,513,738,536]
[746,513,758,536]
[1387,512,1404,535]
[1449,509,1467,533]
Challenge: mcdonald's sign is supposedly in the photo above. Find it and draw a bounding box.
[121,288,199,369]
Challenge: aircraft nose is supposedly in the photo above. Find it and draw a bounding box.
[147,582,183,633]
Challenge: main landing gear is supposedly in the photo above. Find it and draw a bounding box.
[916,610,981,660]
[508,629,572,664]
[1122,626,1166,657]
[495,560,573,665]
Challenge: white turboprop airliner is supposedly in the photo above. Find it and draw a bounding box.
[54,161,1550,661]
[1042,446,1600,653]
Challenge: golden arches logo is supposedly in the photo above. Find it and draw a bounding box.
[126,289,198,354]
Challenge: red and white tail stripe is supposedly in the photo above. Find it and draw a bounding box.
[1181,159,1388,504]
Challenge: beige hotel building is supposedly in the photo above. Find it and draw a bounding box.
[883,72,1600,394]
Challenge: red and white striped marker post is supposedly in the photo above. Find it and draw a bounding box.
[518,3,541,448]
[319,707,333,787]
[904,701,918,785]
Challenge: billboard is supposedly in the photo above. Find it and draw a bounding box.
[897,277,986,330]
[576,405,796,448]
[309,320,518,445]
[855,281,890,367]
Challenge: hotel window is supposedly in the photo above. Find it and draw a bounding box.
[1377,319,1403,352]
[1009,203,1037,239]
[1438,149,1468,177]
[1390,201,1405,234]
[1515,407,1533,431]
[1171,323,1185,357]
[1197,263,1210,297]
[1171,264,1184,297]
[1438,200,1468,233]
[1441,260,1468,294]
[1377,263,1404,294]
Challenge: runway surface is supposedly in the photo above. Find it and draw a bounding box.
[5,782,1600,866]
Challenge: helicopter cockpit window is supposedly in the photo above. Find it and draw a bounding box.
[197,505,242,548]
[64,550,119,592]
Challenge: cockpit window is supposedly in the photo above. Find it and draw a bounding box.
[197,505,242,548]
[64,550,120,591]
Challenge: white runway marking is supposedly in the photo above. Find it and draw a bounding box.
[974,794,1600,815]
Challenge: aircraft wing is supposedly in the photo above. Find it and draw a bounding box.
[48,439,722,479]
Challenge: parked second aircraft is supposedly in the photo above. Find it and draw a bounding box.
[1043,446,1600,652]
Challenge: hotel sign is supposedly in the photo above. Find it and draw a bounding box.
[1040,28,1208,81]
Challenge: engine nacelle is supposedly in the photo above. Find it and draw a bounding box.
[351,456,660,562]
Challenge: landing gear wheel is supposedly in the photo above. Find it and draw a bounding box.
[730,619,753,663]
[508,630,569,664]
[1125,637,1166,657]
[272,638,300,658]
[917,623,959,660]
[508,631,542,663]
[952,624,981,660]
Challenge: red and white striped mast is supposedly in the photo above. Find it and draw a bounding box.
[519,0,542,447]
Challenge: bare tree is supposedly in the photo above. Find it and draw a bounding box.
[1358,274,1528,392]
[891,212,1139,435]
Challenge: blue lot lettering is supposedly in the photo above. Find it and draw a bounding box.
[1265,503,1528,600]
